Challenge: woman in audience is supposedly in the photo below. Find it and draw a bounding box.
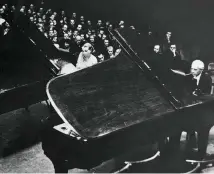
[76,42,98,70]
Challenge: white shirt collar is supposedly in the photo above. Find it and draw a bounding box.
[193,73,202,86]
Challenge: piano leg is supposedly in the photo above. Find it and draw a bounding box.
[197,126,211,159]
[51,159,68,173]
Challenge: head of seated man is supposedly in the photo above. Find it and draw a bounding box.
[49,30,54,38]
[153,45,161,54]
[70,19,75,25]
[97,20,102,26]
[87,20,92,26]
[62,24,68,32]
[104,39,110,47]
[29,16,34,22]
[189,60,212,95]
[191,60,204,78]
[30,4,34,10]
[89,35,95,44]
[61,10,65,16]
[63,33,70,40]
[98,54,105,63]
[27,9,32,15]
[72,12,76,18]
[63,40,70,50]
[73,30,79,38]
[80,33,85,41]
[80,16,85,22]
[75,35,82,45]
[38,18,43,24]
[166,31,172,41]
[77,24,82,31]
[68,29,72,37]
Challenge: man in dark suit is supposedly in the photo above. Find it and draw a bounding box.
[169,60,213,161]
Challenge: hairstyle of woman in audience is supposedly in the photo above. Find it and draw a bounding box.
[107,46,115,59]
[115,49,122,57]
[76,42,98,70]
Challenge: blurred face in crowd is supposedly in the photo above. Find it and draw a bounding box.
[50,15,55,20]
[97,20,102,26]
[53,37,58,43]
[166,32,172,39]
[64,42,70,49]
[20,8,24,13]
[115,49,121,56]
[64,17,67,22]
[102,34,107,40]
[30,17,34,22]
[53,29,57,36]
[107,47,114,56]
[119,20,124,26]
[37,12,41,17]
[87,20,91,25]
[11,6,15,11]
[109,24,113,30]
[28,9,32,15]
[106,21,110,26]
[104,39,109,47]
[38,18,43,23]
[61,11,65,16]
[154,45,160,53]
[98,54,104,62]
[30,4,34,10]
[53,20,57,26]
[75,36,82,44]
[73,30,78,37]
[49,30,54,37]
[82,43,93,57]
[39,8,43,13]
[170,44,176,52]
[77,24,82,31]
[38,27,44,32]
[87,30,92,36]
[80,16,84,21]
[64,33,69,40]
[63,25,68,31]
[99,30,104,35]
[80,34,85,40]
[68,30,72,37]
[70,19,75,25]
[72,13,76,18]
[50,21,54,27]
[60,20,63,24]
[53,12,57,16]
[90,36,95,43]
[42,15,46,20]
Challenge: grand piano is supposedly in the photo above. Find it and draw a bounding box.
[42,28,214,173]
[0,12,77,114]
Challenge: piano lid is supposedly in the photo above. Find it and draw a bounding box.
[47,28,214,139]
[47,52,175,139]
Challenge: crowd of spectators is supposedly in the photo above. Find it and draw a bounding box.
[18,4,123,65]
[0,2,213,76]
[0,4,12,37]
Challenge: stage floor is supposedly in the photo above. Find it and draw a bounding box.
[0,102,214,173]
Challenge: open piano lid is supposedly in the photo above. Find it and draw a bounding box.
[47,29,214,139]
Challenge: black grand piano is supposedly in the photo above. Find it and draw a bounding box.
[0,12,77,115]
[42,28,214,173]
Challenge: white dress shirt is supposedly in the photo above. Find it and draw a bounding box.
[193,73,202,86]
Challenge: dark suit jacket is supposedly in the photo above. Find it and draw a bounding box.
[187,73,212,95]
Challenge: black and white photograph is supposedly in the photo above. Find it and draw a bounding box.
[0,0,214,173]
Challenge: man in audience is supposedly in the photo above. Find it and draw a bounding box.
[76,24,82,32]
[70,35,83,56]
[76,42,97,70]
[69,19,76,31]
